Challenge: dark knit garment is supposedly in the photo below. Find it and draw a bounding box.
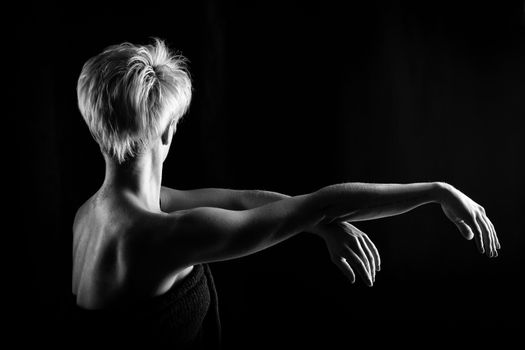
[71,264,221,349]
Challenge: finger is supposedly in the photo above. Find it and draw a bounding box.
[482,216,497,257]
[352,237,372,279]
[476,216,492,257]
[486,221,496,257]
[358,235,376,282]
[469,218,484,254]
[362,233,381,272]
[454,220,474,240]
[333,257,356,284]
[487,217,501,250]
[345,248,373,287]
[462,220,483,254]
[481,216,498,257]
[342,223,373,277]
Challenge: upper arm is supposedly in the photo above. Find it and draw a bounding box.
[145,192,323,271]
[160,186,245,212]
[148,207,271,271]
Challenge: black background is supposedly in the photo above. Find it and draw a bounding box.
[15,0,524,346]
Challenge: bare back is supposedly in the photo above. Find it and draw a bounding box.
[72,190,193,310]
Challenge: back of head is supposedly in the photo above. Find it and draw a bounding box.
[77,38,192,163]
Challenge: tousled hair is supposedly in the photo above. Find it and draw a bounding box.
[77,38,192,163]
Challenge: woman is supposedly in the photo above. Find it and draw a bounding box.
[72,38,500,348]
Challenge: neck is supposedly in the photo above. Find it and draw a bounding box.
[102,150,163,211]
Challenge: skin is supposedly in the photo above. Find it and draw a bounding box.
[72,121,500,310]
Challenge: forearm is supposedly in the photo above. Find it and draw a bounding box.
[237,189,340,236]
[238,189,291,209]
[236,182,446,243]
[239,183,448,234]
[315,182,447,222]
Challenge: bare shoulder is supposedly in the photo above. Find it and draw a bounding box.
[72,193,99,256]
[72,194,167,307]
[72,194,96,231]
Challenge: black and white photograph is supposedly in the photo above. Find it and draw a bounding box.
[15,0,524,347]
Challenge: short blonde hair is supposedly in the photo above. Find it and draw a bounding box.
[77,38,192,163]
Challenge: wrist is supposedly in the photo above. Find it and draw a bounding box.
[308,225,324,237]
[433,182,453,205]
[307,221,331,238]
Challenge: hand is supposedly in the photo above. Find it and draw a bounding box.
[315,221,380,286]
[439,183,501,257]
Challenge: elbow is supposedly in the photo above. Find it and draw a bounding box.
[235,190,252,211]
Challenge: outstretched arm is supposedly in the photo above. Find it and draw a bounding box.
[316,182,499,257]
[160,186,381,285]
[170,182,498,255]
[147,181,499,287]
